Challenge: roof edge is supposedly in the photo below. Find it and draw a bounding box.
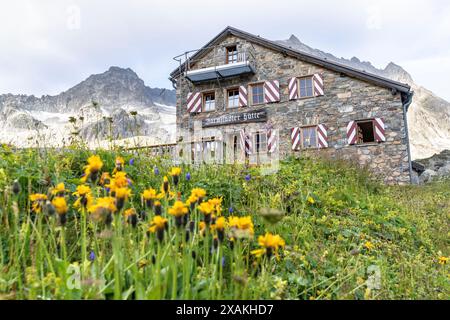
[170,26,411,94]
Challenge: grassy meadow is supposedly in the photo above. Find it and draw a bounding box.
[0,144,448,300]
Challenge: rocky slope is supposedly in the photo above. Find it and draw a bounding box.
[278,35,450,160]
[0,67,176,148]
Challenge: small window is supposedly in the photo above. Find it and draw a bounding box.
[203,92,215,112]
[227,88,240,109]
[301,126,318,149]
[356,120,375,144]
[254,132,268,154]
[226,46,238,64]
[251,84,264,105]
[299,77,314,98]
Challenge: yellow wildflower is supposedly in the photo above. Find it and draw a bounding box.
[438,256,448,265]
[169,167,182,177]
[52,197,68,215]
[168,201,188,217]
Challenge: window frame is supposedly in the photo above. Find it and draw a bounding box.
[226,87,240,109]
[249,83,265,106]
[355,119,376,145]
[253,131,268,154]
[300,125,319,149]
[202,91,216,112]
[226,45,238,64]
[298,76,314,99]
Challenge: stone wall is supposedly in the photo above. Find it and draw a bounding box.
[175,35,411,185]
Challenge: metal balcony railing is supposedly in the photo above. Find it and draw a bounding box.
[173,46,256,83]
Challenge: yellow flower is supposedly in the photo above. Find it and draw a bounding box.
[228,216,254,239]
[237,216,254,234]
[250,248,266,258]
[52,197,68,215]
[73,185,91,197]
[99,172,111,186]
[73,184,93,210]
[142,188,157,200]
[51,183,68,196]
[307,196,315,205]
[191,188,206,200]
[148,216,168,233]
[87,155,103,172]
[169,167,182,177]
[208,197,223,215]
[438,256,448,265]
[364,241,375,251]
[115,156,125,166]
[113,157,125,174]
[124,208,136,218]
[251,233,285,258]
[29,193,48,213]
[215,216,226,231]
[88,197,117,216]
[198,201,214,215]
[29,193,48,202]
[228,216,240,228]
[115,187,131,200]
[112,171,129,188]
[81,155,103,182]
[168,201,188,217]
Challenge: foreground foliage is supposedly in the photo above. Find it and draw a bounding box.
[0,145,448,300]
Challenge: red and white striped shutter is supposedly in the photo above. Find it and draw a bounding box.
[288,77,299,100]
[187,92,202,113]
[313,74,324,97]
[267,128,277,154]
[239,86,248,107]
[239,129,252,156]
[317,124,328,148]
[347,121,357,145]
[264,80,280,103]
[291,127,301,151]
[374,118,386,142]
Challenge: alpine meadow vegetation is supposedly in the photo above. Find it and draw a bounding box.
[0,144,448,300]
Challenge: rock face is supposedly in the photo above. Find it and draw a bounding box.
[0,67,176,148]
[278,36,450,160]
[415,150,450,183]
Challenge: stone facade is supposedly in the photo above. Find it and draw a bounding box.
[173,34,411,185]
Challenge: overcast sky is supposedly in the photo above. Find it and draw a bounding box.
[1,0,449,101]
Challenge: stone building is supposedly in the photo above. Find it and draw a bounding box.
[169,27,414,184]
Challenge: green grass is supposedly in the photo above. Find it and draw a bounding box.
[0,144,448,300]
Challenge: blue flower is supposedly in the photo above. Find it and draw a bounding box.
[245,174,251,181]
[89,251,96,261]
[222,256,226,267]
[129,158,135,166]
[186,172,191,181]
[154,167,160,175]
[228,207,234,214]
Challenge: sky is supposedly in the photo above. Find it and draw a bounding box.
[0,0,449,101]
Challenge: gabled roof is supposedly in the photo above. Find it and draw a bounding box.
[170,26,411,94]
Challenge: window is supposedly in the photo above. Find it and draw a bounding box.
[356,121,375,144]
[227,88,240,109]
[254,132,268,154]
[301,126,318,149]
[226,45,238,64]
[251,84,264,105]
[203,92,215,112]
[299,77,314,98]
[203,137,217,159]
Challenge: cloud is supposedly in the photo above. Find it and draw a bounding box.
[0,0,449,102]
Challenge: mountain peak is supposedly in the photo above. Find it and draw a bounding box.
[105,66,138,78]
[288,34,301,44]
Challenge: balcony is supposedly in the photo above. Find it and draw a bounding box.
[184,51,255,84]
